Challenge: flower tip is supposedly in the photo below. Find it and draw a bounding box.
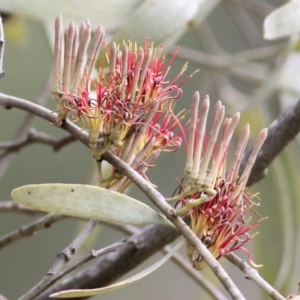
[249,259,263,268]
[193,91,200,98]
[56,14,62,22]
[259,128,268,140]
[95,24,105,35]
[233,111,240,122]
[55,14,62,30]
[243,123,250,131]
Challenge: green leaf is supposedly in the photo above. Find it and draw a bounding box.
[263,1,300,40]
[50,240,184,298]
[110,0,200,47]
[11,184,173,227]
[0,0,144,31]
[192,0,221,27]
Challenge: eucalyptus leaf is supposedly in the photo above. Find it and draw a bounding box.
[11,184,174,226]
[110,0,199,47]
[0,0,143,31]
[50,240,184,298]
[192,0,221,27]
[263,1,300,40]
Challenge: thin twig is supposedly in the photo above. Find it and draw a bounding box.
[36,224,180,300]
[59,239,128,276]
[173,46,267,85]
[107,222,228,300]
[0,15,5,79]
[225,253,286,300]
[0,200,42,215]
[0,93,89,147]
[19,220,99,300]
[229,45,285,66]
[165,244,229,300]
[0,214,67,250]
[48,220,99,276]
[225,0,265,48]
[24,239,128,297]
[0,75,52,180]
[0,128,76,152]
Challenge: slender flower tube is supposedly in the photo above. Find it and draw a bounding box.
[52,15,105,126]
[170,91,267,270]
[52,15,191,188]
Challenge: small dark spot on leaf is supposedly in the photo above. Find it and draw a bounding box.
[28,191,31,196]
[71,189,74,192]
[44,222,52,228]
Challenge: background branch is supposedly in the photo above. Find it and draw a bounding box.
[0,16,4,79]
[108,222,228,300]
[226,253,286,300]
[36,224,180,300]
[25,239,128,300]
[0,201,42,215]
[0,128,76,152]
[167,245,229,300]
[242,97,300,185]
[0,93,89,146]
[0,214,67,250]
[19,220,99,300]
[0,76,53,180]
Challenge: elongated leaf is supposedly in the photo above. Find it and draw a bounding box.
[11,184,173,226]
[50,240,184,298]
[0,0,143,31]
[192,0,221,26]
[110,0,199,47]
[264,1,300,40]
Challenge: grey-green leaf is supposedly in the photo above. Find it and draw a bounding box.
[263,1,300,40]
[110,0,200,47]
[11,184,174,227]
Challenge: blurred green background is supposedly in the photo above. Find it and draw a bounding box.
[1,1,300,299]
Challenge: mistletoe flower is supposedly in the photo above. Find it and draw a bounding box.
[170,92,267,270]
[52,15,190,161]
[107,106,187,192]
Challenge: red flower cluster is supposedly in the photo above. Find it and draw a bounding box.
[169,92,267,269]
[52,16,190,161]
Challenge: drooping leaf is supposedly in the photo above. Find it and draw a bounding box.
[263,1,300,40]
[50,240,184,298]
[11,184,174,226]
